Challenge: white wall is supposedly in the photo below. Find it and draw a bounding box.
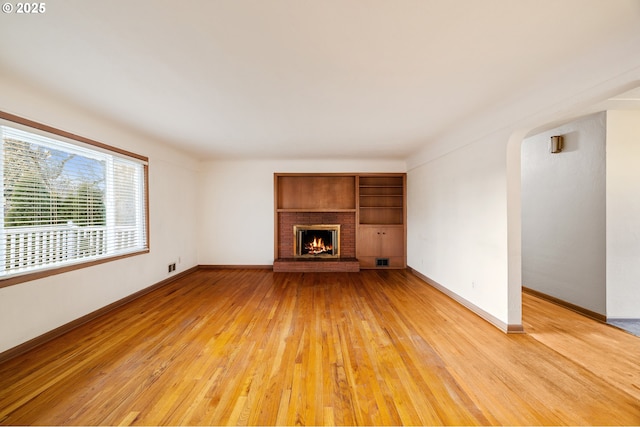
[403,43,640,331]
[606,110,640,319]
[407,131,512,328]
[0,73,200,353]
[197,159,405,266]
[521,113,607,315]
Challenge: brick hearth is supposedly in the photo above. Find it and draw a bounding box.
[273,258,360,273]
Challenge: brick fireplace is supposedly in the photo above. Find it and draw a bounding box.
[294,224,340,257]
[277,212,355,258]
[274,212,359,272]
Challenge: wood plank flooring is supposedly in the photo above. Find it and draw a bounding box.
[0,269,639,425]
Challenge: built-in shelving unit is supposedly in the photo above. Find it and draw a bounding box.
[358,175,405,225]
[273,172,406,271]
[357,174,406,269]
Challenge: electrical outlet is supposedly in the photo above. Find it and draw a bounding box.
[168,263,176,273]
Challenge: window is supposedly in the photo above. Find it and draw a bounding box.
[0,112,148,285]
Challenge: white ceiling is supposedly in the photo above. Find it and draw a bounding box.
[1,0,639,160]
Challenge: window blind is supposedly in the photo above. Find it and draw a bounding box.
[1,124,148,278]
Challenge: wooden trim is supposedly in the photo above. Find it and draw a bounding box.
[522,286,607,323]
[0,110,148,162]
[507,323,525,333]
[357,172,407,177]
[274,173,279,261]
[402,174,407,268]
[274,172,358,177]
[144,163,151,251]
[408,266,524,334]
[0,266,198,364]
[199,264,274,270]
[0,249,150,289]
[355,175,360,229]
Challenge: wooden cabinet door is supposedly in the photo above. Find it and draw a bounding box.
[357,226,383,257]
[357,226,404,257]
[378,227,404,256]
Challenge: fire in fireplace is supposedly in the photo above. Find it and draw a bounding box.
[293,224,340,258]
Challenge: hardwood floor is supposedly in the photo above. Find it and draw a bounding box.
[0,269,639,425]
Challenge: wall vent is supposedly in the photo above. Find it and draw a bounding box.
[375,258,389,267]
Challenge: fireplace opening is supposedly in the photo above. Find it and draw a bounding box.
[294,224,340,258]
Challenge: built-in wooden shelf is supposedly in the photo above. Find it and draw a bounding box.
[358,175,404,226]
[276,208,357,213]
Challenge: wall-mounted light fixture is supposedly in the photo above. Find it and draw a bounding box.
[550,135,563,153]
